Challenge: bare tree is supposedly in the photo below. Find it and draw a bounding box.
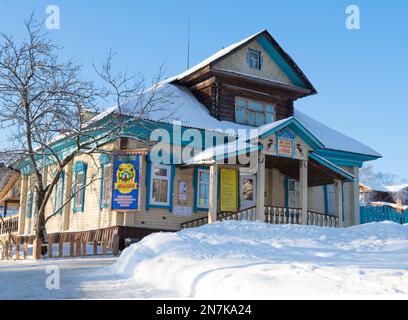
[0,14,175,259]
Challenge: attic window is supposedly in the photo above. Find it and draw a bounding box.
[247,49,261,70]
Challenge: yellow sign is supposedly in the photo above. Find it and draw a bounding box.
[278,139,293,157]
[114,163,138,194]
[220,168,238,212]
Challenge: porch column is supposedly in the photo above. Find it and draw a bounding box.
[256,153,265,221]
[352,167,360,226]
[208,163,218,224]
[17,175,28,235]
[299,160,308,224]
[335,179,344,227]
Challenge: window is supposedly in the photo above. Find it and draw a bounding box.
[73,161,87,213]
[150,164,171,206]
[26,178,35,218]
[196,169,210,209]
[100,164,112,208]
[248,49,261,70]
[74,172,84,209]
[326,184,335,215]
[235,97,275,126]
[53,172,65,215]
[26,191,33,218]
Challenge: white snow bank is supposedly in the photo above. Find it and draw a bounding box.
[111,221,408,298]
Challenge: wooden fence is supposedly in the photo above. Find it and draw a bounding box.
[0,237,115,261]
[360,206,408,225]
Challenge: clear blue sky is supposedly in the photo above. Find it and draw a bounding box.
[0,0,407,179]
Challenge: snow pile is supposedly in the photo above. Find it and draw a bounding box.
[111,221,408,298]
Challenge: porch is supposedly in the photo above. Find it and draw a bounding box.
[181,117,357,229]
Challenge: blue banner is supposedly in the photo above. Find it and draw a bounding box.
[111,153,140,211]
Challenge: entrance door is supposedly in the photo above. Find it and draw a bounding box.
[288,179,300,208]
[240,174,257,210]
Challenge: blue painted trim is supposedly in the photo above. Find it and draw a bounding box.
[73,161,87,173]
[145,159,174,211]
[314,149,381,168]
[53,171,65,215]
[259,117,324,150]
[257,35,307,88]
[284,176,289,210]
[99,153,111,165]
[145,157,151,211]
[99,162,111,209]
[169,164,175,213]
[73,162,87,213]
[309,153,355,182]
[323,185,329,215]
[193,166,210,212]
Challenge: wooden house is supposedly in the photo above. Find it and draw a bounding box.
[0,30,381,250]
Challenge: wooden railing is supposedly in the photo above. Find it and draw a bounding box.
[218,206,257,222]
[306,211,339,228]
[0,237,114,261]
[264,206,301,224]
[264,206,338,228]
[0,215,19,235]
[180,206,257,229]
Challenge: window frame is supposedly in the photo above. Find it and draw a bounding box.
[196,168,210,210]
[235,97,275,126]
[325,184,336,215]
[248,48,261,70]
[53,171,65,216]
[100,163,112,209]
[73,162,87,213]
[149,163,172,207]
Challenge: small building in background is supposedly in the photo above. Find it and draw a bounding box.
[360,183,408,212]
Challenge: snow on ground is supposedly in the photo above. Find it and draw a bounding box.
[1,221,408,299]
[111,221,408,298]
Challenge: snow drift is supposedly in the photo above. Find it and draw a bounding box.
[111,221,408,298]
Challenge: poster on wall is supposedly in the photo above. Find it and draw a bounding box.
[278,139,293,157]
[220,168,238,212]
[111,153,140,211]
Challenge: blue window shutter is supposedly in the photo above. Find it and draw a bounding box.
[260,54,264,69]
[99,163,105,209]
[73,162,87,213]
[60,171,65,215]
[246,49,250,65]
[145,157,151,210]
[324,185,329,215]
[193,167,198,212]
[169,165,175,213]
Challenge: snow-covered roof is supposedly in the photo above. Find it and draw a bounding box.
[369,201,408,211]
[294,110,381,158]
[168,30,266,83]
[89,82,380,159]
[360,183,408,193]
[184,139,260,166]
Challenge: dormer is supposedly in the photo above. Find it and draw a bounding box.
[171,30,316,126]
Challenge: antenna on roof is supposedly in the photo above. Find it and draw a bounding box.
[186,18,190,69]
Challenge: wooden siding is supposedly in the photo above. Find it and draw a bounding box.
[214,40,294,86]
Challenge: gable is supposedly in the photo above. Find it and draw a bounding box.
[214,38,295,87]
[260,128,311,161]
